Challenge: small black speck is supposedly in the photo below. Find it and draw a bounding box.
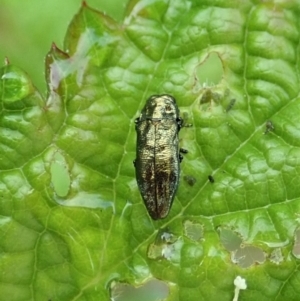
[208,175,214,183]
[226,99,236,112]
[180,148,188,154]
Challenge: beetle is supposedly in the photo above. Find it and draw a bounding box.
[134,94,186,219]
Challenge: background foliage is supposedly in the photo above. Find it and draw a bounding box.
[0,0,126,93]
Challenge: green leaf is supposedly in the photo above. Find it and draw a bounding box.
[1,0,300,300]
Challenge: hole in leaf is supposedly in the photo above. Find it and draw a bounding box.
[219,228,242,252]
[147,229,182,261]
[219,228,266,268]
[233,245,266,268]
[183,220,203,241]
[195,52,223,86]
[110,279,169,301]
[50,152,70,198]
[292,228,300,259]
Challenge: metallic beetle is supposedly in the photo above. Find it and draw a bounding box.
[134,94,186,219]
